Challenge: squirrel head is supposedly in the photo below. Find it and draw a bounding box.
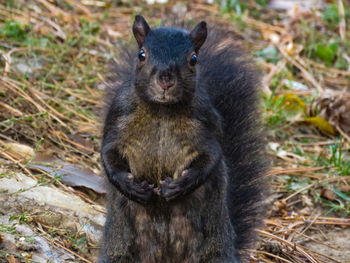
[132,15,207,105]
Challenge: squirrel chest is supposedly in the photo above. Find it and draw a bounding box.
[118,105,202,185]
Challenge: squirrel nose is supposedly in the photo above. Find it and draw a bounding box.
[157,71,175,91]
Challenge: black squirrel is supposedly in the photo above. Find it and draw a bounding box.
[99,15,268,263]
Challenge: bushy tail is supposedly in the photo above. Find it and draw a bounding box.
[200,29,268,252]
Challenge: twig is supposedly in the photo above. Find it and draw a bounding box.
[257,230,318,263]
[36,227,93,263]
[283,182,316,202]
[336,125,350,142]
[262,60,287,95]
[0,148,34,178]
[0,101,23,116]
[300,214,320,235]
[338,0,346,40]
[247,249,293,263]
[278,48,324,93]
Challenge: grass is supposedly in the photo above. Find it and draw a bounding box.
[0,222,17,235]
[0,0,349,262]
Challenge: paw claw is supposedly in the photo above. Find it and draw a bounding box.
[153,188,160,195]
[181,169,189,177]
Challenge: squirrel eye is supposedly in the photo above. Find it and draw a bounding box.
[138,49,146,61]
[189,54,197,66]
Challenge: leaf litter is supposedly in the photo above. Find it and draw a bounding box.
[0,0,350,262]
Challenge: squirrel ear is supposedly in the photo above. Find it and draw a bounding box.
[190,21,207,52]
[133,15,151,48]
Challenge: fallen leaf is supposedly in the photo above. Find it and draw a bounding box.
[274,93,306,112]
[303,117,335,135]
[7,255,17,263]
[299,207,311,216]
[22,252,33,259]
[308,93,350,137]
[284,42,295,55]
[338,185,350,192]
[29,154,106,194]
[272,199,287,216]
[301,194,313,207]
[321,188,336,201]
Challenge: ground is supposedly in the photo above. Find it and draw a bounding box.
[0,0,349,262]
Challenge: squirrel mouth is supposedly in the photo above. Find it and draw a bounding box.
[159,94,171,102]
[148,82,179,104]
[153,92,178,104]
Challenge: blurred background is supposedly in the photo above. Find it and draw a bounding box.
[0,0,349,262]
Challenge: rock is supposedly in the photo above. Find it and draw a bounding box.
[0,217,75,262]
[16,237,37,251]
[0,173,105,227]
[0,171,105,262]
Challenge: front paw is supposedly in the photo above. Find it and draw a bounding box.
[160,170,194,201]
[122,173,155,204]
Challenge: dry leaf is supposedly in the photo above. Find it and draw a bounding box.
[23,252,33,259]
[303,116,335,135]
[284,42,295,55]
[274,93,306,112]
[338,185,350,192]
[301,194,313,207]
[263,30,280,44]
[309,93,350,136]
[321,188,336,201]
[272,199,287,216]
[7,255,17,263]
[29,154,106,194]
[299,207,311,216]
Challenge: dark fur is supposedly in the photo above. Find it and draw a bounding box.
[100,17,267,263]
